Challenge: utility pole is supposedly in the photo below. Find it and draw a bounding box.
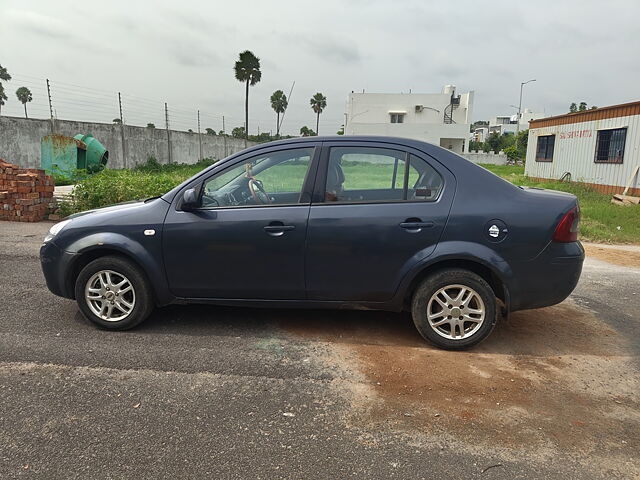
[197,110,203,161]
[516,79,536,150]
[222,115,227,158]
[118,92,127,168]
[165,102,172,164]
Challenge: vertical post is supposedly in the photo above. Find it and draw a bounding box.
[222,115,227,157]
[118,92,127,168]
[46,79,53,119]
[46,78,55,134]
[165,102,172,164]
[197,110,203,161]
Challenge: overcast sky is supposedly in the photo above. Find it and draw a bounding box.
[1,0,639,136]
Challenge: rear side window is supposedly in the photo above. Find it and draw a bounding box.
[323,147,443,203]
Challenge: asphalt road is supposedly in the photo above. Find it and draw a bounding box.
[1,221,638,479]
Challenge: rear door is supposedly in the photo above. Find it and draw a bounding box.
[305,141,455,302]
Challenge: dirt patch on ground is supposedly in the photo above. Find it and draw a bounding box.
[585,244,640,268]
[280,301,639,477]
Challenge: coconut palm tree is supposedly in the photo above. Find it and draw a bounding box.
[234,50,261,139]
[310,92,327,135]
[270,90,288,136]
[16,87,32,118]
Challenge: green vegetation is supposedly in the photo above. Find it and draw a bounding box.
[234,50,261,139]
[310,92,327,135]
[60,160,639,244]
[482,164,640,244]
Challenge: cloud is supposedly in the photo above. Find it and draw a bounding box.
[5,9,72,40]
[281,34,361,64]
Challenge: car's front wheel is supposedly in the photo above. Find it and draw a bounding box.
[411,269,497,350]
[74,255,154,330]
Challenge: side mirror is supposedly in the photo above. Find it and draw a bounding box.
[181,188,199,211]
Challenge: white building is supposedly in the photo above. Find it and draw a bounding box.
[489,109,545,135]
[525,101,640,195]
[344,86,474,153]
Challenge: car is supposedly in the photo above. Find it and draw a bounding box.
[40,136,584,349]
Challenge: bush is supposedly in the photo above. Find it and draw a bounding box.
[61,159,218,214]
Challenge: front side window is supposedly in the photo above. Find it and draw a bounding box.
[323,147,443,203]
[535,135,555,162]
[201,148,313,208]
[595,127,626,164]
[390,113,405,123]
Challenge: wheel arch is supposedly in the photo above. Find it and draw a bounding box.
[402,258,510,313]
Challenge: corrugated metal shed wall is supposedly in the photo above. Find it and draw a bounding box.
[525,111,640,193]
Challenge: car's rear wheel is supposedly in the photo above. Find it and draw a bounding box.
[411,269,497,350]
[74,256,154,330]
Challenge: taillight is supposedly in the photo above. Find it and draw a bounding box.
[553,206,580,242]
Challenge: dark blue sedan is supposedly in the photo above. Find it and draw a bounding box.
[40,136,584,349]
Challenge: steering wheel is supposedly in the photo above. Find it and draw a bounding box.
[248,178,271,204]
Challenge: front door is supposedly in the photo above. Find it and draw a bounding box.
[163,146,318,299]
[305,143,455,302]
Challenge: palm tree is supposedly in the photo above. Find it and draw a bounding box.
[310,92,327,135]
[234,50,261,139]
[270,90,288,136]
[15,87,32,118]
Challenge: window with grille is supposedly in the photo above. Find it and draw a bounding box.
[594,128,626,164]
[535,135,555,162]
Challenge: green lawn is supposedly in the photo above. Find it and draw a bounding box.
[481,164,640,244]
[63,160,639,244]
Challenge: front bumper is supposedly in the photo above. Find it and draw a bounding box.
[40,241,76,299]
[509,241,584,311]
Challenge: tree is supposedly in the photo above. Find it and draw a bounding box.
[234,50,261,139]
[486,131,514,154]
[590,105,598,110]
[205,128,216,135]
[0,84,7,116]
[15,87,32,118]
[0,65,10,116]
[188,129,194,133]
[232,126,245,138]
[578,102,587,111]
[147,123,156,129]
[218,130,226,136]
[516,129,528,157]
[112,118,122,124]
[336,125,344,135]
[569,102,577,113]
[309,92,327,135]
[299,126,315,137]
[0,65,10,83]
[270,90,288,136]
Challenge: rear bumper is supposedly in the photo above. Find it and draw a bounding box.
[509,241,584,311]
[40,241,76,299]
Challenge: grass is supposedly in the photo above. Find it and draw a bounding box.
[60,159,639,244]
[481,164,640,244]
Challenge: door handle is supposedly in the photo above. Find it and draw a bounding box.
[264,225,295,232]
[264,222,295,236]
[399,219,434,231]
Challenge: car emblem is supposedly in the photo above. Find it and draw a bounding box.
[488,225,500,238]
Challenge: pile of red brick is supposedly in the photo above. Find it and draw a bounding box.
[0,159,55,222]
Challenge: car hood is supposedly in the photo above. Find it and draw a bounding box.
[67,197,164,219]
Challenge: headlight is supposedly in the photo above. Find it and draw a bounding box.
[44,219,71,243]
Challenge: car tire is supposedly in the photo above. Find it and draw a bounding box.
[74,255,154,330]
[411,269,497,350]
